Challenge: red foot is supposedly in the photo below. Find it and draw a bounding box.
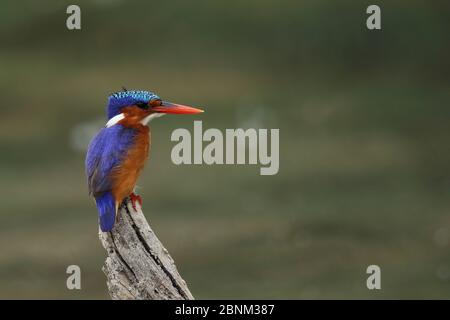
[130,192,142,211]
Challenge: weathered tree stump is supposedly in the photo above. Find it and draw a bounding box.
[98,198,194,300]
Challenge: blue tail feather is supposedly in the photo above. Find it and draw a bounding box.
[95,192,116,232]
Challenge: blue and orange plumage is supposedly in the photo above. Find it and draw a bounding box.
[86,90,203,232]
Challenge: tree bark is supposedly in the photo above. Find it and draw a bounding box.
[98,198,194,300]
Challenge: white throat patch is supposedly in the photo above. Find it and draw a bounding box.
[105,113,125,128]
[141,113,165,125]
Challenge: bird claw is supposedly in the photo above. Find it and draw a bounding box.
[129,193,142,212]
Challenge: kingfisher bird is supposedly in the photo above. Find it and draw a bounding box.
[85,89,203,232]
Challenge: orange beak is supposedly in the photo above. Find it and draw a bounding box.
[152,101,204,114]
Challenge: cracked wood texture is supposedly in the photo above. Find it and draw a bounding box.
[98,198,194,300]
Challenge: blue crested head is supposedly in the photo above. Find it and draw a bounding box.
[107,90,160,119]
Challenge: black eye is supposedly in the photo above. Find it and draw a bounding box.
[136,102,148,109]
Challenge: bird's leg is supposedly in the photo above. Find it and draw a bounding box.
[129,192,143,212]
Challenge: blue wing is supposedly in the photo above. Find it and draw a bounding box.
[85,125,136,231]
[85,125,136,197]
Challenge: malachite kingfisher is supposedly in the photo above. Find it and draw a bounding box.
[85,89,204,232]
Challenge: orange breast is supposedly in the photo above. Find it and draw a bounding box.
[111,125,150,205]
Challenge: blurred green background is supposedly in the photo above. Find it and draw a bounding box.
[0,0,449,299]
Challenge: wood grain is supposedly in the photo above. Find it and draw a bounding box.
[98,198,194,300]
